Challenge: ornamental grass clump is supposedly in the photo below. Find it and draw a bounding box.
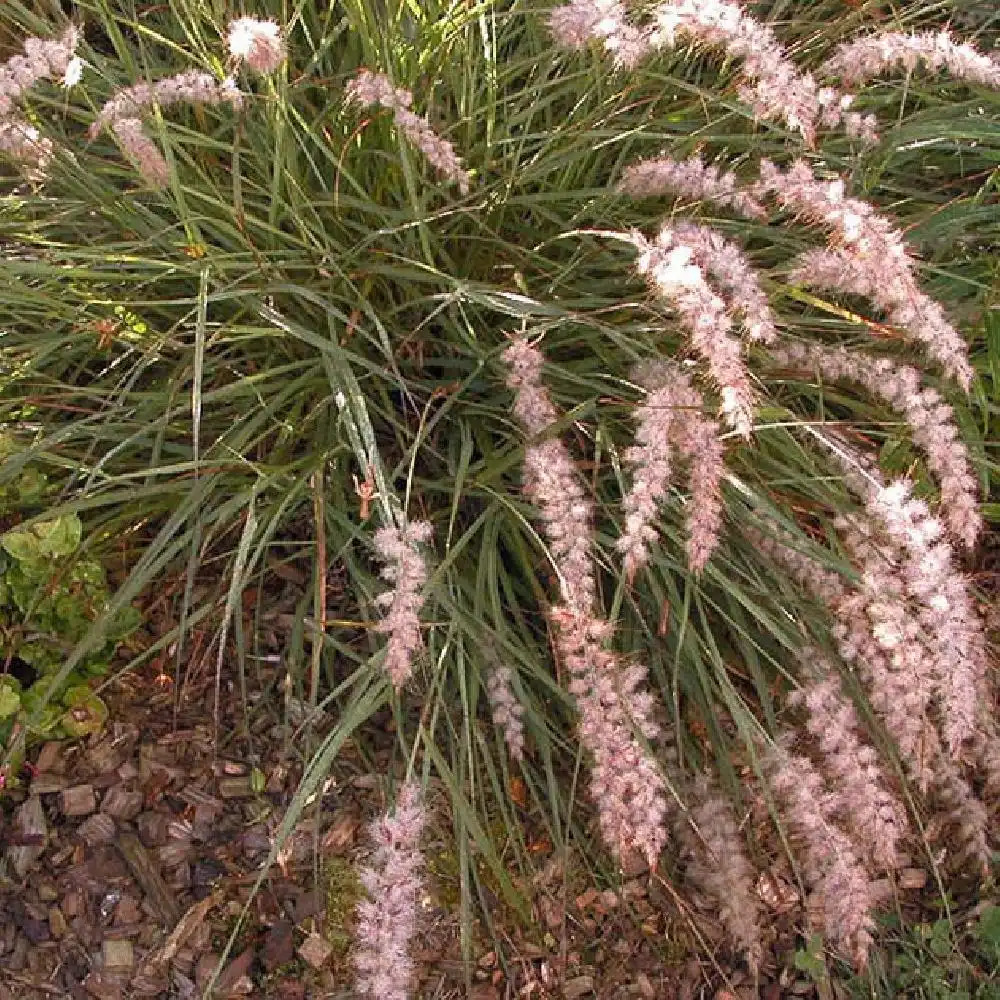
[0,0,995,991]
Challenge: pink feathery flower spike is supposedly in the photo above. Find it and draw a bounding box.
[227,17,287,75]
[0,24,80,118]
[757,159,973,389]
[770,341,981,547]
[834,513,941,789]
[747,499,943,791]
[504,340,670,867]
[486,665,525,761]
[373,520,434,689]
[631,228,755,437]
[354,781,425,1000]
[671,221,777,343]
[676,405,726,574]
[503,339,595,611]
[618,368,685,581]
[618,363,725,577]
[865,481,986,756]
[90,69,243,138]
[649,0,875,145]
[346,69,471,195]
[110,117,169,187]
[677,775,763,970]
[815,436,986,763]
[769,745,876,967]
[791,667,908,872]
[825,30,1000,90]
[554,606,671,867]
[548,0,654,70]
[90,70,242,186]
[0,24,79,175]
[618,153,767,220]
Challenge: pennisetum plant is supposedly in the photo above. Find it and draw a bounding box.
[0,0,995,993]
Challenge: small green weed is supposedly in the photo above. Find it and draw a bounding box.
[0,432,139,777]
[851,906,1000,1000]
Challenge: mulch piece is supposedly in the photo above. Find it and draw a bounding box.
[0,663,371,1000]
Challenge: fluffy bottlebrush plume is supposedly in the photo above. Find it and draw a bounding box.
[864,481,986,755]
[486,665,525,762]
[833,515,941,788]
[89,70,243,138]
[354,781,425,1000]
[970,714,1000,798]
[670,221,778,343]
[676,775,763,970]
[547,0,653,70]
[110,117,169,187]
[748,518,938,788]
[617,365,687,579]
[756,159,973,389]
[824,30,1000,90]
[768,745,876,967]
[631,228,755,437]
[770,341,981,547]
[345,69,471,195]
[503,340,595,610]
[524,439,596,611]
[676,398,726,574]
[227,17,286,75]
[504,340,670,867]
[649,0,875,145]
[619,362,726,576]
[553,606,671,867]
[0,24,80,118]
[749,510,987,854]
[0,119,54,179]
[790,668,908,872]
[618,153,767,220]
[89,70,242,185]
[501,336,559,435]
[746,524,849,608]
[0,25,79,175]
[373,520,434,689]
[929,751,990,876]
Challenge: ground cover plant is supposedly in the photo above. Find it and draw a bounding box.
[0,0,997,995]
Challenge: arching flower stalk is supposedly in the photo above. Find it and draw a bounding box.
[756,159,973,388]
[345,69,471,194]
[373,520,435,689]
[631,228,756,437]
[90,69,243,137]
[768,744,877,967]
[354,781,426,1000]
[618,153,767,220]
[824,30,1000,89]
[89,70,243,187]
[790,665,908,872]
[504,340,671,868]
[649,0,876,145]
[769,341,981,547]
